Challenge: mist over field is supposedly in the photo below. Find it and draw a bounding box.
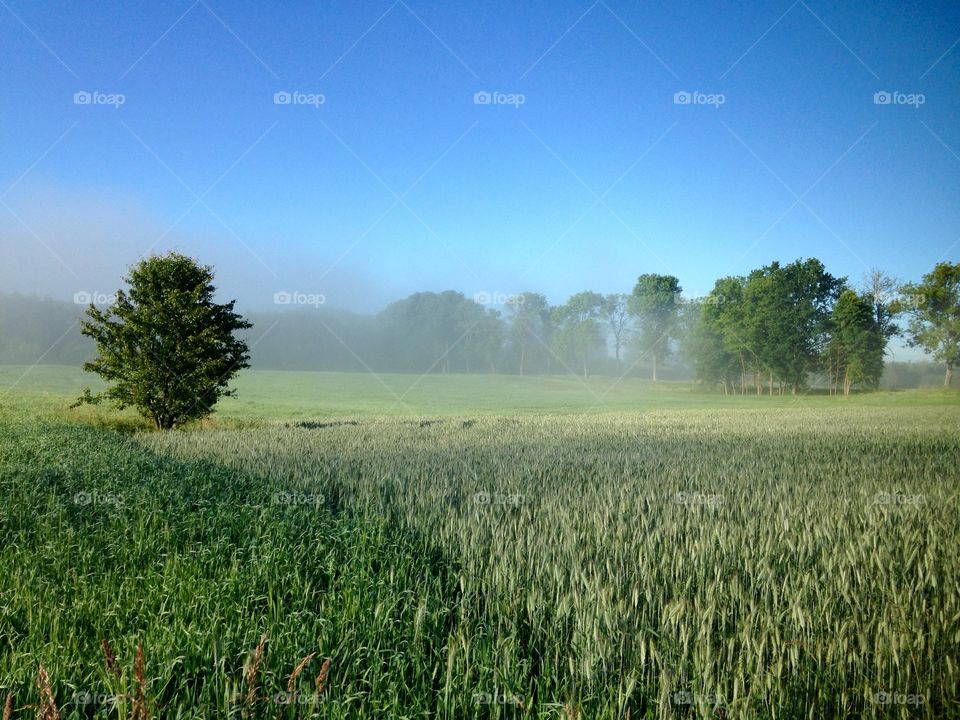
[2,1,959,718]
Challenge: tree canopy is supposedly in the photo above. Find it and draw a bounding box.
[77,253,251,429]
[900,262,960,387]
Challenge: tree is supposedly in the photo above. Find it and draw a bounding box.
[900,262,960,387]
[827,289,885,395]
[686,291,741,393]
[860,268,900,342]
[741,259,843,394]
[551,291,606,377]
[77,252,251,429]
[603,293,632,374]
[508,293,551,376]
[628,274,682,381]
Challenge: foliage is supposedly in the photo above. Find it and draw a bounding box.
[826,289,885,394]
[507,292,552,376]
[77,253,251,429]
[550,291,606,377]
[628,274,683,380]
[899,262,960,387]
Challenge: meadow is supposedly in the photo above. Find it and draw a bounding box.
[0,367,958,718]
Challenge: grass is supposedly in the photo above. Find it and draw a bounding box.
[0,408,465,718]
[1,365,958,717]
[1,365,957,423]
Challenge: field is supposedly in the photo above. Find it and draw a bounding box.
[1,366,958,718]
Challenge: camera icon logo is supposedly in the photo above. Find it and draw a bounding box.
[273,91,292,105]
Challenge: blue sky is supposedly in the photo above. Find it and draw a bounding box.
[1,0,958,318]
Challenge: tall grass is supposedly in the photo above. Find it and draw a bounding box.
[146,407,960,718]
[1,403,957,717]
[0,411,461,718]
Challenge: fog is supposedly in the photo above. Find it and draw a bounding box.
[0,183,936,382]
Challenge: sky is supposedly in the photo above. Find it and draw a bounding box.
[2,0,958,326]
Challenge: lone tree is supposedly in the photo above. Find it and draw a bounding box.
[77,252,251,429]
[899,262,960,387]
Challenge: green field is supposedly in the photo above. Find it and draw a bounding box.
[1,366,958,718]
[2,365,957,422]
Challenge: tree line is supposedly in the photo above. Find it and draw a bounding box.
[344,259,958,393]
[2,256,958,392]
[0,251,951,429]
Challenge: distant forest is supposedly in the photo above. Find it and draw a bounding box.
[1,256,956,392]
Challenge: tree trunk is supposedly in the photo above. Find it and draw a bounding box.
[519,344,525,377]
[769,370,773,396]
[652,354,657,382]
[946,364,953,387]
